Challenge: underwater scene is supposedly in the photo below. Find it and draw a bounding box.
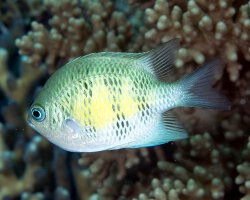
[0,0,250,199]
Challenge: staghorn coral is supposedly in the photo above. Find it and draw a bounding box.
[0,48,46,106]
[0,0,46,53]
[15,0,142,74]
[236,136,250,200]
[0,0,249,199]
[0,0,45,27]
[0,124,48,199]
[73,148,149,199]
[133,132,234,200]
[143,0,250,82]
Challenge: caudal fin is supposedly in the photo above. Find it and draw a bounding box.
[179,59,231,110]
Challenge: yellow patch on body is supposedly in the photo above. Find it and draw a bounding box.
[119,81,138,118]
[72,78,139,129]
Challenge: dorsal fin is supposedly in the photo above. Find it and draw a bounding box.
[139,38,180,81]
[82,51,141,59]
[76,38,179,81]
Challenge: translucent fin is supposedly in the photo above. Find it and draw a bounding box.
[66,118,82,139]
[160,112,188,140]
[139,38,180,81]
[129,113,188,148]
[179,59,231,110]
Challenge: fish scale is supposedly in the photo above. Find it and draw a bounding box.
[27,39,230,152]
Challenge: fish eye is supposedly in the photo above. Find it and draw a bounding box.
[31,106,45,122]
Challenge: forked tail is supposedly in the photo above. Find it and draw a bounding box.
[178,59,231,110]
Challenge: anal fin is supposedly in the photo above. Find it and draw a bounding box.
[128,112,188,149]
[160,112,188,141]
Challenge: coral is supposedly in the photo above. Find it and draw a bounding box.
[76,148,150,197]
[133,132,234,200]
[0,124,47,199]
[0,0,46,26]
[0,0,18,26]
[0,0,249,199]
[0,0,46,53]
[235,136,250,200]
[0,48,46,105]
[143,0,250,82]
[16,0,142,74]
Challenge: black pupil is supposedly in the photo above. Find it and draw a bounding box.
[33,110,41,118]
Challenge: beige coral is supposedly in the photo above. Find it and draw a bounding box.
[235,136,250,200]
[129,132,235,200]
[0,124,43,199]
[0,163,40,200]
[0,48,46,105]
[16,0,137,74]
[16,0,87,74]
[78,149,145,182]
[143,0,250,82]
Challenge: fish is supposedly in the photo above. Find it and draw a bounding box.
[27,38,231,152]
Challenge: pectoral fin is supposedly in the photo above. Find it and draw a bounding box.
[65,118,83,139]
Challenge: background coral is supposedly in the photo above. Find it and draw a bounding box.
[143,0,250,82]
[0,0,249,199]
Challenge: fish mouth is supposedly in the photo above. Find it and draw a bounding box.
[26,118,35,129]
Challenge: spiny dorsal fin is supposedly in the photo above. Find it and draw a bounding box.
[140,38,180,81]
[81,51,144,60]
[76,38,179,81]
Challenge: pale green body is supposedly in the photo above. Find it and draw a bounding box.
[27,39,229,152]
[29,53,180,152]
